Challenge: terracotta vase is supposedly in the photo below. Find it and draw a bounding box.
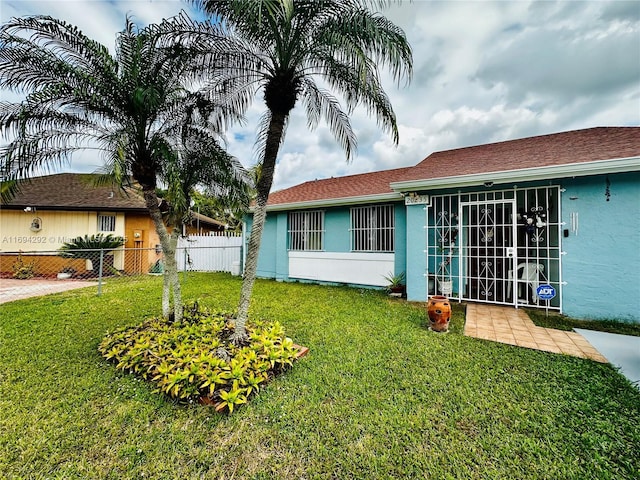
[427,295,451,332]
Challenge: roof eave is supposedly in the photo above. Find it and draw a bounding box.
[390,156,640,192]
[0,205,148,213]
[258,192,403,212]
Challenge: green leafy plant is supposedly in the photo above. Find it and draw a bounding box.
[383,271,406,288]
[59,234,125,277]
[11,252,36,279]
[217,380,247,413]
[383,271,406,295]
[59,234,125,257]
[98,302,300,412]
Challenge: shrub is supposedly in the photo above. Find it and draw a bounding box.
[98,303,299,412]
[11,252,36,279]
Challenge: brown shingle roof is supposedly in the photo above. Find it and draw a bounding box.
[267,127,640,206]
[1,173,148,211]
[267,167,413,206]
[402,126,640,182]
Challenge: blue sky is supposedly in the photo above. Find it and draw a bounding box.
[2,0,639,191]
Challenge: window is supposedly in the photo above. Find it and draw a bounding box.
[350,205,395,252]
[98,214,116,232]
[288,211,324,251]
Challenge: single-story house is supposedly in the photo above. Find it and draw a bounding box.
[245,127,640,322]
[1,173,225,276]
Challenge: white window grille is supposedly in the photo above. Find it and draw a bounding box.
[288,211,324,251]
[97,214,116,232]
[350,205,395,252]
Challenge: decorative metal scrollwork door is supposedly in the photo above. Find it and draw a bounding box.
[460,200,516,304]
[426,188,561,310]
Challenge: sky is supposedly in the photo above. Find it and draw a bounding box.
[1,0,639,192]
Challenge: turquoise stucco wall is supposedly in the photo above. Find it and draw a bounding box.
[245,202,407,284]
[273,212,289,280]
[394,205,408,279]
[560,172,640,322]
[405,203,427,301]
[244,211,289,279]
[324,208,350,252]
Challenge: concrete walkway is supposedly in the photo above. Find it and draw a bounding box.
[464,303,608,363]
[575,329,640,387]
[0,278,97,304]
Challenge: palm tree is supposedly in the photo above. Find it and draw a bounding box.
[151,132,251,317]
[0,15,248,320]
[186,0,413,343]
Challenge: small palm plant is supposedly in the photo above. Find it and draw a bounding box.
[59,234,125,277]
[383,271,406,296]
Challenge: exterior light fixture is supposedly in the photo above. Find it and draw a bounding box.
[30,217,42,232]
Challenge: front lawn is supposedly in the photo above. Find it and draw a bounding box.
[1,273,638,479]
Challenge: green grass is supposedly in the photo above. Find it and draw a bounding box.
[526,309,640,336]
[1,273,639,479]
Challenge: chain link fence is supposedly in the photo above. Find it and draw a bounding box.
[0,242,242,304]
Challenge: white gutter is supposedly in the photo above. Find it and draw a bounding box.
[259,192,403,212]
[389,156,640,192]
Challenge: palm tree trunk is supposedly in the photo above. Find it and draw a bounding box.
[232,111,287,344]
[162,266,171,318]
[142,188,183,321]
[168,226,183,321]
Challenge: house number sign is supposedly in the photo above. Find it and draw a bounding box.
[404,194,429,205]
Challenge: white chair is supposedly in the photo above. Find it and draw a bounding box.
[507,263,544,303]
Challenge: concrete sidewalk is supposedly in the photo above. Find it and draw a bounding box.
[575,329,640,387]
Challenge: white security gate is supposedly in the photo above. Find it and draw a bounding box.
[426,187,562,310]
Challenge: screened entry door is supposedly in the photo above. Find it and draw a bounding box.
[460,200,516,304]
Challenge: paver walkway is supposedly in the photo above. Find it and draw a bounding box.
[464,303,608,363]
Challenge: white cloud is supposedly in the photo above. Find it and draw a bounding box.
[2,1,198,51]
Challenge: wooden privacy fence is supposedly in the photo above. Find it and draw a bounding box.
[177,233,243,274]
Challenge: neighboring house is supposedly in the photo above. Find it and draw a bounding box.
[184,211,227,236]
[245,127,640,322]
[0,173,226,276]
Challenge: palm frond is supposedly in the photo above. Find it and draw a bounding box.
[301,78,357,160]
[0,179,22,203]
